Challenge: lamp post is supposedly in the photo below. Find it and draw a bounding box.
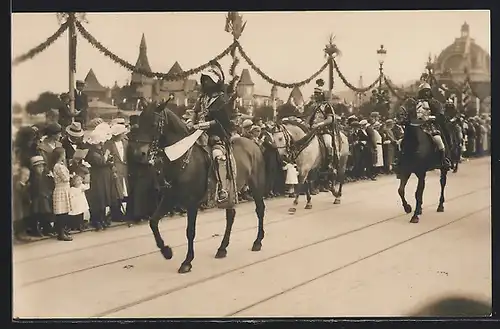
[375,45,389,115]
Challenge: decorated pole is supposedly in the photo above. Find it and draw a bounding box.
[224,12,246,116]
[324,34,339,93]
[68,12,77,116]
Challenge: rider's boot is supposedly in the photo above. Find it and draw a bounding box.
[215,155,230,204]
[439,149,452,170]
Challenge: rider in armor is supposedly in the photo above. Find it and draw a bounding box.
[413,82,452,169]
[307,79,337,170]
[186,61,234,204]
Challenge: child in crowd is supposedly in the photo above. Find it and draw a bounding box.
[29,156,55,236]
[51,147,73,241]
[282,158,299,197]
[68,174,90,232]
[13,167,31,238]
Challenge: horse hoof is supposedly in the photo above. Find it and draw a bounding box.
[178,263,192,274]
[160,246,173,260]
[410,216,419,224]
[403,204,412,214]
[293,200,298,206]
[288,207,296,214]
[437,205,444,212]
[304,204,313,210]
[333,198,341,205]
[251,243,262,252]
[215,249,227,259]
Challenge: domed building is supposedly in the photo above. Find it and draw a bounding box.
[432,22,490,111]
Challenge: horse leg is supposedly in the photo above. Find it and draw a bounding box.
[304,181,312,209]
[437,169,447,212]
[215,208,236,258]
[410,172,425,223]
[149,194,173,260]
[178,206,198,274]
[398,172,412,214]
[251,196,266,251]
[333,155,347,205]
[289,181,302,214]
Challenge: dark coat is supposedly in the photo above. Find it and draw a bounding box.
[74,89,89,126]
[104,139,130,200]
[85,146,114,211]
[30,170,53,215]
[61,136,86,162]
[58,104,75,129]
[37,139,63,170]
[13,179,31,222]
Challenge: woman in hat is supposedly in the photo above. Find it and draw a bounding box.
[104,123,130,222]
[85,124,114,230]
[37,123,63,170]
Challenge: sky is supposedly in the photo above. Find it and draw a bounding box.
[11,10,490,105]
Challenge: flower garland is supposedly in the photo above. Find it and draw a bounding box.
[332,58,381,93]
[383,76,406,100]
[70,18,77,73]
[75,20,236,81]
[12,21,69,66]
[236,42,329,88]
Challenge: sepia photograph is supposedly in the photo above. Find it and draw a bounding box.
[11,10,491,319]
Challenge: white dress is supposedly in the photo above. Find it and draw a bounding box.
[283,163,299,185]
[69,184,90,216]
[372,129,384,168]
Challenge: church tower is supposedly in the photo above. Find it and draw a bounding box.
[131,33,154,99]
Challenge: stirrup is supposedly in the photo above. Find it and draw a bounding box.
[217,190,229,203]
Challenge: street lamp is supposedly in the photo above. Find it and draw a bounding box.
[376,44,387,74]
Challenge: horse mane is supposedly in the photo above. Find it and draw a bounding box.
[160,106,189,136]
[281,118,310,134]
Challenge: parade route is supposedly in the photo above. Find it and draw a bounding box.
[13,157,491,318]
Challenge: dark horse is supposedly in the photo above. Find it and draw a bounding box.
[130,102,267,274]
[397,98,451,224]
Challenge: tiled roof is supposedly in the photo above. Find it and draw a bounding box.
[84,69,107,92]
[167,61,183,76]
[239,69,254,85]
[134,33,152,72]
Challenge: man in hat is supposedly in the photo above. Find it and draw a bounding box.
[411,82,452,169]
[74,80,89,128]
[241,119,254,139]
[105,123,130,222]
[58,93,80,130]
[307,79,338,171]
[61,122,86,162]
[185,61,235,204]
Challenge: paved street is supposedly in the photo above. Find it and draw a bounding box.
[13,157,491,318]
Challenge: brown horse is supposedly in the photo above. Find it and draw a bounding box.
[129,103,266,274]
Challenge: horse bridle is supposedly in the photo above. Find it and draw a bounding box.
[275,124,299,162]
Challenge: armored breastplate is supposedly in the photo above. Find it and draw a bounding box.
[415,100,430,122]
[311,104,328,125]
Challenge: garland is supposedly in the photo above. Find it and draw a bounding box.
[236,42,329,88]
[12,21,69,66]
[332,58,381,93]
[69,18,77,73]
[383,76,405,100]
[75,20,236,81]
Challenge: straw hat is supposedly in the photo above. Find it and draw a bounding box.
[359,119,368,126]
[242,119,253,128]
[30,155,45,167]
[65,122,84,138]
[111,123,129,136]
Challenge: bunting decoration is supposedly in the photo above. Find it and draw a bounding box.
[12,21,69,66]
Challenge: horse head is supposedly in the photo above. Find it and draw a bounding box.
[271,121,307,158]
[130,100,189,164]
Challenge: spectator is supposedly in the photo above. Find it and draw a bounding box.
[68,174,90,232]
[29,156,55,237]
[13,167,31,238]
[85,123,114,231]
[37,123,63,169]
[105,123,130,222]
[51,147,73,241]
